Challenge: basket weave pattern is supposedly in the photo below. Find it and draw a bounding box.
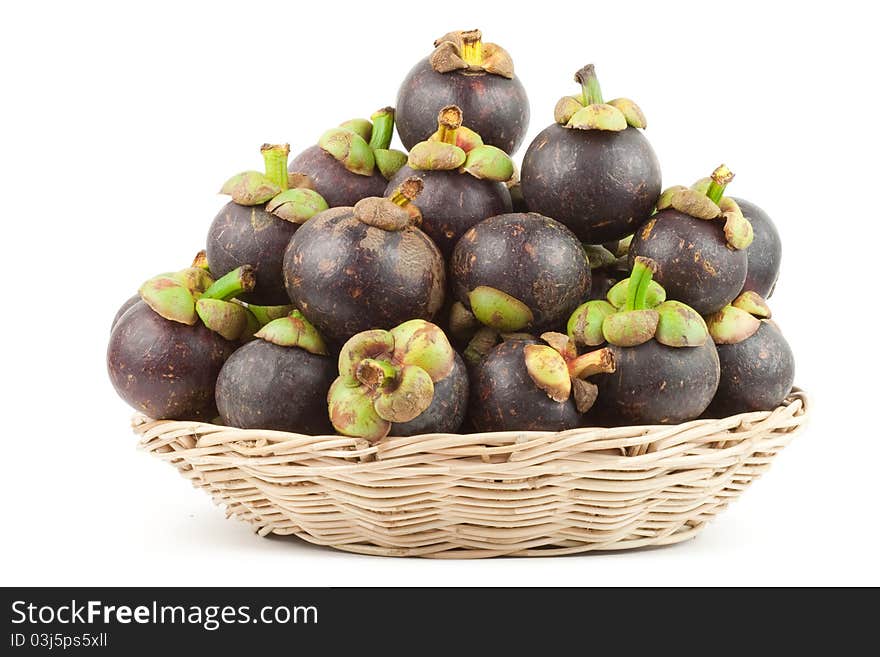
[136,389,808,558]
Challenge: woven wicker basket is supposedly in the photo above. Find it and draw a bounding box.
[135,388,808,558]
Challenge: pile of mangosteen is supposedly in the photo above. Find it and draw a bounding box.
[108,29,795,439]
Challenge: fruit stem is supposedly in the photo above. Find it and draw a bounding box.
[369,108,395,151]
[356,358,397,388]
[706,164,734,204]
[568,347,616,379]
[460,29,483,67]
[261,144,290,191]
[626,257,656,311]
[575,64,603,105]
[436,105,463,144]
[201,265,256,301]
[389,177,424,207]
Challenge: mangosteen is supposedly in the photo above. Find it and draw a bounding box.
[287,107,408,208]
[384,105,514,257]
[327,320,468,439]
[520,64,661,243]
[468,334,616,432]
[629,165,754,315]
[112,294,141,331]
[704,292,795,416]
[206,144,329,305]
[107,265,258,420]
[450,212,591,335]
[568,257,720,425]
[396,29,529,154]
[583,242,630,301]
[215,311,336,434]
[732,197,782,298]
[284,178,445,344]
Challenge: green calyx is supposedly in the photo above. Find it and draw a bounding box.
[430,29,514,79]
[658,165,754,250]
[265,188,328,224]
[139,265,256,339]
[534,332,617,413]
[319,108,407,180]
[353,177,423,231]
[556,65,646,131]
[243,303,296,326]
[254,309,328,355]
[468,286,535,332]
[221,145,329,222]
[409,106,514,182]
[706,291,771,344]
[569,257,708,349]
[328,321,455,440]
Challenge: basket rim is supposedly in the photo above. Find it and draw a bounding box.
[134,387,809,466]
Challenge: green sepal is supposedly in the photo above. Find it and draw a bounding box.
[607,98,646,129]
[374,148,408,180]
[654,301,708,347]
[429,125,484,152]
[170,267,214,296]
[408,141,466,171]
[254,310,328,355]
[389,320,455,382]
[338,118,372,142]
[139,275,197,325]
[732,291,771,318]
[318,128,375,176]
[327,379,391,440]
[373,365,435,423]
[566,104,627,131]
[554,95,585,125]
[524,344,571,402]
[245,303,296,326]
[468,286,534,332]
[607,278,666,310]
[690,177,712,195]
[583,244,617,270]
[220,171,281,205]
[706,305,761,345]
[338,330,394,385]
[602,309,659,347]
[196,298,250,341]
[567,300,616,347]
[460,145,514,181]
[265,188,328,224]
[718,196,754,249]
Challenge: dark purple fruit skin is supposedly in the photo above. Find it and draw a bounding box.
[288,145,387,208]
[732,197,781,298]
[111,294,140,331]
[469,340,581,432]
[396,58,530,154]
[107,301,236,420]
[589,265,629,301]
[520,124,661,243]
[385,166,512,257]
[629,210,748,315]
[283,207,445,345]
[392,352,469,436]
[205,201,297,305]
[705,322,795,417]
[215,340,336,434]
[590,339,720,426]
[450,213,591,331]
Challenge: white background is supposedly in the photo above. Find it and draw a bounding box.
[2,0,878,586]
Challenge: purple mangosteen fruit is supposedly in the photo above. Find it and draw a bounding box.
[629,165,754,315]
[206,144,329,305]
[704,292,795,416]
[215,310,336,434]
[107,265,259,420]
[327,320,469,439]
[284,178,446,345]
[287,108,408,208]
[520,65,661,243]
[385,105,514,257]
[567,257,720,426]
